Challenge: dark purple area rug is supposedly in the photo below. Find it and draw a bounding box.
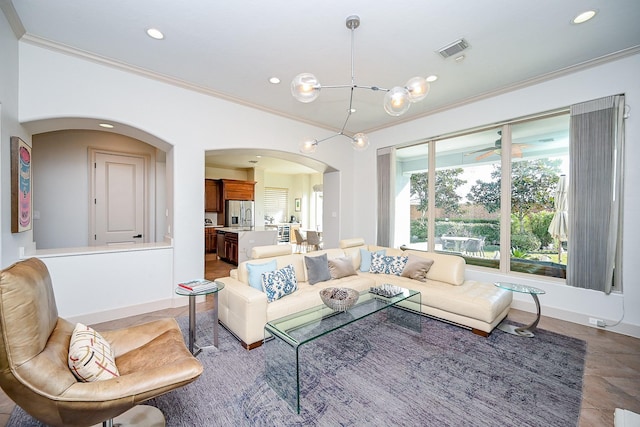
[8,309,585,426]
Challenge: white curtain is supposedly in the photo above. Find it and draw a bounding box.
[567,95,625,294]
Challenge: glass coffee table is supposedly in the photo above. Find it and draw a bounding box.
[494,282,545,337]
[264,287,421,413]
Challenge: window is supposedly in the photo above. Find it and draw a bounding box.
[396,112,570,279]
[264,187,288,224]
[509,117,569,278]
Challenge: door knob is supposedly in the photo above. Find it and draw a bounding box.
[133,234,142,238]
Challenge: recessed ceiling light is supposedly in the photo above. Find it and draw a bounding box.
[349,108,356,113]
[99,123,114,129]
[572,10,597,24]
[426,75,438,82]
[256,155,262,158]
[269,77,281,84]
[146,28,164,40]
[454,55,465,62]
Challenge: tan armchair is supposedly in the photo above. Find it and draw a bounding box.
[0,258,203,427]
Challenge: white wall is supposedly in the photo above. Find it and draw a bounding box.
[7,40,356,320]
[40,246,174,324]
[32,130,162,249]
[0,10,32,266]
[353,54,640,337]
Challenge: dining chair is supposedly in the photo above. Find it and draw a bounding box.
[293,228,308,253]
[307,230,323,252]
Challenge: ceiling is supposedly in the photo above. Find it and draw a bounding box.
[204,149,330,175]
[4,1,640,174]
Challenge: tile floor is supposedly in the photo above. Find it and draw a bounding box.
[0,255,638,426]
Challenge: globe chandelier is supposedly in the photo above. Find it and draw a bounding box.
[292,15,430,154]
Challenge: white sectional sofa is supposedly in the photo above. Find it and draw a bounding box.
[216,238,513,349]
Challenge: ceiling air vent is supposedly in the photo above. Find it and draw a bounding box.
[437,38,469,59]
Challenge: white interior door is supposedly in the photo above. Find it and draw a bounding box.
[93,152,145,245]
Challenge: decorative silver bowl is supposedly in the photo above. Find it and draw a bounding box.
[319,287,360,312]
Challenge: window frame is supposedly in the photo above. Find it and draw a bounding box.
[396,109,570,280]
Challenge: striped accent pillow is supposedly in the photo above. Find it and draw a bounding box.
[68,323,120,382]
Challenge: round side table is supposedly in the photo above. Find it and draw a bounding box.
[494,282,545,337]
[176,281,225,355]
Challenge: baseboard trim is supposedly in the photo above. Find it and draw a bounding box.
[66,296,192,326]
[511,300,640,339]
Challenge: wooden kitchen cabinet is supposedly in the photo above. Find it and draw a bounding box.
[205,227,217,253]
[216,179,256,226]
[220,179,255,201]
[224,232,239,265]
[205,179,221,212]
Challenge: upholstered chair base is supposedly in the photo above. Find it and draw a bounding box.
[96,405,165,427]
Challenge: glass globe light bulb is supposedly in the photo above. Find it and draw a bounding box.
[405,76,430,103]
[351,133,369,151]
[299,138,318,154]
[291,73,321,103]
[383,87,411,116]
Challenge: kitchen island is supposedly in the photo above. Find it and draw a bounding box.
[216,227,278,265]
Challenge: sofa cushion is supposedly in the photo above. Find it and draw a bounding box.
[339,237,366,249]
[401,254,434,282]
[251,244,292,259]
[328,257,357,279]
[304,253,331,285]
[246,260,277,291]
[68,323,119,382]
[261,264,298,302]
[403,250,466,286]
[359,248,386,272]
[370,253,408,276]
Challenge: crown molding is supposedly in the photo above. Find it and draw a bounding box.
[0,0,26,39]
[17,32,639,137]
[20,33,340,133]
[363,45,640,134]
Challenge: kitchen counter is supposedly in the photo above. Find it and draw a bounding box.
[216,228,278,264]
[215,226,273,233]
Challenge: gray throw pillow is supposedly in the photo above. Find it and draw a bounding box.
[328,257,357,279]
[401,254,434,282]
[305,253,331,285]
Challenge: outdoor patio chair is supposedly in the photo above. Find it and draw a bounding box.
[442,235,456,251]
[464,237,486,257]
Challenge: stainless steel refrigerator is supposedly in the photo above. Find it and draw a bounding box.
[225,200,254,228]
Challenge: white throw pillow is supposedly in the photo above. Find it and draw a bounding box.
[68,323,120,382]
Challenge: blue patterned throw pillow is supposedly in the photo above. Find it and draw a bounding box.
[261,264,298,302]
[370,253,408,276]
